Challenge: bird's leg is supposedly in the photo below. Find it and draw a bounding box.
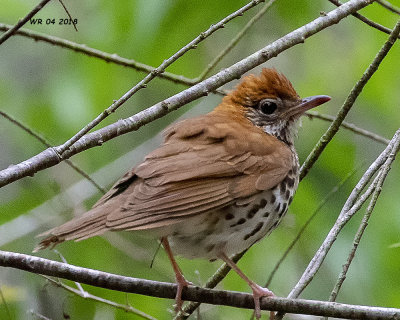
[218,252,275,320]
[161,237,192,312]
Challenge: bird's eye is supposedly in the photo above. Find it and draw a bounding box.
[259,100,277,115]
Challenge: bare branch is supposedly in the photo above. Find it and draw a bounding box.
[1,250,400,319]
[300,18,400,180]
[376,0,400,15]
[57,0,78,32]
[0,110,106,194]
[0,0,376,189]
[328,0,400,39]
[0,23,197,87]
[197,0,277,80]
[327,136,400,303]
[43,276,157,320]
[305,111,390,145]
[0,0,52,45]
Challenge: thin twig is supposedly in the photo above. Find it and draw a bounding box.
[376,0,400,15]
[328,0,400,39]
[54,0,266,156]
[305,111,390,145]
[42,276,157,320]
[327,134,400,304]
[0,110,106,194]
[197,0,277,81]
[1,250,400,319]
[0,23,198,87]
[0,0,53,45]
[57,0,78,32]
[300,18,400,180]
[0,0,376,188]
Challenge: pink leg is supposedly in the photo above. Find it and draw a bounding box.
[218,252,275,320]
[161,237,192,312]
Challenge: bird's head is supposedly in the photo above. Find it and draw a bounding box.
[217,68,330,145]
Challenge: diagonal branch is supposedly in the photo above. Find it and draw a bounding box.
[300,18,400,180]
[0,0,52,45]
[327,135,400,304]
[328,0,400,39]
[0,110,105,194]
[0,0,376,189]
[0,23,196,87]
[42,276,156,320]
[376,0,400,15]
[196,0,277,81]
[1,250,400,319]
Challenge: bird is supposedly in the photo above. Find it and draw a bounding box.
[35,68,330,319]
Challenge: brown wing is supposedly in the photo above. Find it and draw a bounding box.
[106,113,293,230]
[35,113,292,250]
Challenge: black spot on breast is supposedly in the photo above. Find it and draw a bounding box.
[276,203,281,212]
[225,213,234,220]
[259,199,268,208]
[288,196,293,205]
[263,211,270,218]
[230,218,246,227]
[271,194,276,204]
[285,190,290,200]
[280,182,286,193]
[286,177,295,188]
[247,206,259,219]
[243,222,264,240]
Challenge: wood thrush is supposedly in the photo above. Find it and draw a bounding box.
[35,69,330,319]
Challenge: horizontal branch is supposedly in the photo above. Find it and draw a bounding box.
[0,0,375,188]
[0,250,399,319]
[305,111,389,145]
[0,23,195,86]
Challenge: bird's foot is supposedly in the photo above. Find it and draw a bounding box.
[173,272,193,313]
[250,283,275,320]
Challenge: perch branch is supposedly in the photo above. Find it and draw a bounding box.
[0,250,399,319]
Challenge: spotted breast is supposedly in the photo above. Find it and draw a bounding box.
[169,153,299,260]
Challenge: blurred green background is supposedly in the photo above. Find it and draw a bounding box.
[1,0,400,319]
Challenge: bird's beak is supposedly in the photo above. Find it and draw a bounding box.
[286,95,331,117]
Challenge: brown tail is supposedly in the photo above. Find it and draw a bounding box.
[33,205,110,252]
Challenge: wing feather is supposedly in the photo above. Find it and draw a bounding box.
[37,112,293,246]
